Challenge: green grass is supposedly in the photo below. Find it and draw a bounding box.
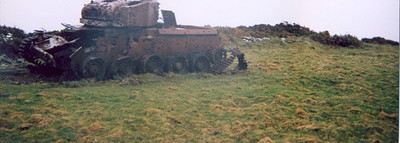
[0,37,398,142]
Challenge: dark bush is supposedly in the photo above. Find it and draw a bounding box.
[332,34,362,48]
[248,22,316,38]
[275,21,314,37]
[361,37,399,45]
[311,31,333,45]
[311,31,361,48]
[0,26,27,58]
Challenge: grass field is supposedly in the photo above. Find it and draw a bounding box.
[0,36,398,142]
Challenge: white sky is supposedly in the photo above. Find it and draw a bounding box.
[0,0,399,41]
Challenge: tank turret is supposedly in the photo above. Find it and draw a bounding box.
[80,0,159,27]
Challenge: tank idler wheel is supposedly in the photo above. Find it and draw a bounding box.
[169,56,189,74]
[81,57,106,79]
[191,54,210,73]
[144,55,164,75]
[213,48,228,62]
[112,58,133,76]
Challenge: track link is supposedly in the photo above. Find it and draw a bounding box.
[210,48,247,75]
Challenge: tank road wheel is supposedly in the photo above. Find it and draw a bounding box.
[191,54,210,73]
[80,57,106,79]
[213,48,228,62]
[169,56,189,74]
[112,58,133,76]
[144,55,164,75]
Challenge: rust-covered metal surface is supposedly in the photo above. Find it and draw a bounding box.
[81,0,159,27]
[158,28,218,35]
[19,0,247,80]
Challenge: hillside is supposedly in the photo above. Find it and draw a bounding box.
[0,25,399,142]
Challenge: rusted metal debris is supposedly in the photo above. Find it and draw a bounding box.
[19,0,247,80]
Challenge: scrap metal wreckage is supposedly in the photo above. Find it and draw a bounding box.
[20,0,247,79]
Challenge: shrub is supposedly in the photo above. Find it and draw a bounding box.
[247,22,316,38]
[311,31,362,48]
[0,26,27,58]
[310,31,333,45]
[332,34,362,48]
[361,37,399,46]
[275,21,314,37]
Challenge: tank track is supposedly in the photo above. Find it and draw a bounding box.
[19,35,57,67]
[210,48,248,75]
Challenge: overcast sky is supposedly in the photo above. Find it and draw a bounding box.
[0,0,398,41]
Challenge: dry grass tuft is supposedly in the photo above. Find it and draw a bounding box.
[221,99,238,107]
[304,98,317,104]
[80,136,98,143]
[378,111,397,120]
[289,101,301,106]
[38,118,53,127]
[19,123,32,130]
[166,86,179,91]
[108,129,124,139]
[210,104,224,110]
[232,96,250,107]
[258,136,275,143]
[348,107,362,113]
[227,107,244,114]
[296,124,321,132]
[187,98,198,104]
[0,118,15,130]
[88,122,105,133]
[146,108,164,116]
[30,114,44,123]
[295,108,308,118]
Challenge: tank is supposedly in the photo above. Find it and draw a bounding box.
[19,0,247,79]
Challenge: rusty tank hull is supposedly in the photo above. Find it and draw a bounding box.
[19,0,247,79]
